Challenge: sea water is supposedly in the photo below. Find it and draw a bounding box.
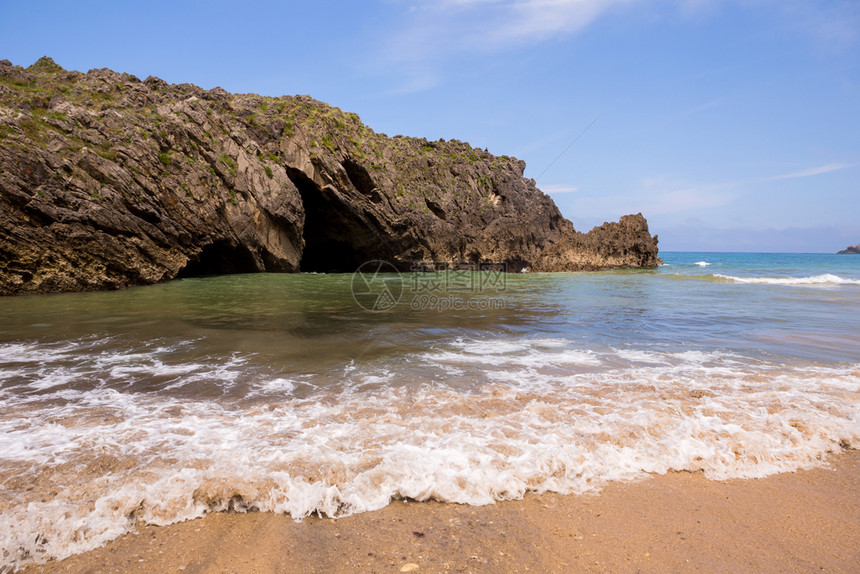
[1,252,858,568]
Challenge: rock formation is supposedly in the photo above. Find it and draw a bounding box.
[0,57,659,295]
[837,245,860,255]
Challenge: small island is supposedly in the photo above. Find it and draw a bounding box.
[837,244,860,254]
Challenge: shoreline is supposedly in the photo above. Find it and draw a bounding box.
[21,449,860,573]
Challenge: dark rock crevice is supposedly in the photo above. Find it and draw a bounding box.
[286,167,386,273]
[425,199,447,220]
[342,159,376,199]
[176,240,260,278]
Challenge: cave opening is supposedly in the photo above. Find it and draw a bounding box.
[287,167,386,273]
[176,240,259,278]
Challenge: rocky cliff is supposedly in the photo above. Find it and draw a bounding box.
[0,57,659,295]
[837,245,860,255]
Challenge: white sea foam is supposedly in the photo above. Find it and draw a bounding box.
[26,368,80,391]
[1,338,858,570]
[429,338,601,368]
[694,261,711,267]
[93,345,184,367]
[162,355,249,391]
[614,348,668,364]
[451,338,533,355]
[247,377,297,397]
[0,342,78,363]
[714,273,860,286]
[108,361,203,379]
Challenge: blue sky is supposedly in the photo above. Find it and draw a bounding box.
[1,0,858,252]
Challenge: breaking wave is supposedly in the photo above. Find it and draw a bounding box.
[1,337,858,570]
[714,273,860,285]
[661,273,860,286]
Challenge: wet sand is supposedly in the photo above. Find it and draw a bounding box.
[23,450,860,573]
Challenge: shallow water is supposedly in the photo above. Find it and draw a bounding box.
[1,252,859,568]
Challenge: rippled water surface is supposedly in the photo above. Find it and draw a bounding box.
[1,252,858,568]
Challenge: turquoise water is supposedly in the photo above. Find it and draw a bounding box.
[654,252,860,362]
[0,253,858,567]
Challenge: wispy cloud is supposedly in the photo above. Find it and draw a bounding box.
[656,222,860,252]
[761,162,854,182]
[541,183,580,194]
[666,0,860,49]
[681,97,725,115]
[377,0,636,92]
[554,159,854,231]
[631,177,737,215]
[559,176,736,220]
[774,0,860,51]
[480,0,635,47]
[372,0,860,93]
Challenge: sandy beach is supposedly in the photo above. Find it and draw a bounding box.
[3,2,860,571]
[21,449,859,573]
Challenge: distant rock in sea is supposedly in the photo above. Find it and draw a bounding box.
[0,57,660,295]
[837,245,860,254]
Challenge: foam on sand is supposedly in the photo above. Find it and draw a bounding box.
[1,337,858,569]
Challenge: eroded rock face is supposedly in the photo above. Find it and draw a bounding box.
[0,57,659,295]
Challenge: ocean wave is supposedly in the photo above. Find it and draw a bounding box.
[694,261,711,267]
[660,273,860,286]
[714,273,860,286]
[1,338,859,569]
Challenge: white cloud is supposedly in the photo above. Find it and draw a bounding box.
[378,0,636,91]
[641,186,736,215]
[541,183,580,194]
[555,158,855,235]
[561,161,853,222]
[681,97,725,115]
[482,0,634,46]
[560,176,736,221]
[374,0,860,93]
[656,222,860,252]
[774,0,860,51]
[761,163,854,182]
